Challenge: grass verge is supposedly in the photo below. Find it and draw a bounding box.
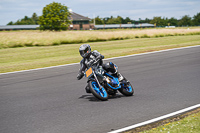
[0,35,200,73]
[0,28,200,48]
[125,108,200,133]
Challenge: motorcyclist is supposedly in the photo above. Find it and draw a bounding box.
[77,44,124,93]
[77,44,104,80]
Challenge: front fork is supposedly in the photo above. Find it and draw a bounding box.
[92,71,102,90]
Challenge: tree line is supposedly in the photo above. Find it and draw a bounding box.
[7,13,39,25]
[8,12,200,27]
[92,13,200,26]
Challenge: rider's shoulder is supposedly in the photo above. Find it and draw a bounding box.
[92,50,100,55]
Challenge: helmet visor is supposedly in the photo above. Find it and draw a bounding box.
[80,47,89,57]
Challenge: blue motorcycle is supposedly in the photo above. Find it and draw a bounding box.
[84,59,134,101]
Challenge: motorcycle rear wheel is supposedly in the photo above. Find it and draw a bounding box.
[119,80,134,96]
[88,81,108,101]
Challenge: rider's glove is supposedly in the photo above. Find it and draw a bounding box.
[77,73,84,80]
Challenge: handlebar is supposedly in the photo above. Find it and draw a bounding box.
[93,58,100,65]
[91,57,101,67]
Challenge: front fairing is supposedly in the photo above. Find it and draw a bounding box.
[104,73,121,90]
[84,65,121,90]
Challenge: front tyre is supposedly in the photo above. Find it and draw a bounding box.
[88,81,108,101]
[119,80,134,96]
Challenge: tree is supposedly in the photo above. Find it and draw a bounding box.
[102,17,110,24]
[7,21,13,25]
[95,16,104,25]
[150,17,167,26]
[117,16,124,23]
[39,2,71,31]
[124,17,132,24]
[106,16,123,24]
[144,18,151,23]
[193,12,200,26]
[168,17,178,26]
[7,14,38,25]
[31,13,39,24]
[178,15,192,26]
[90,16,104,25]
[14,16,35,25]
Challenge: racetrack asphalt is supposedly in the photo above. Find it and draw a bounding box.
[0,46,200,133]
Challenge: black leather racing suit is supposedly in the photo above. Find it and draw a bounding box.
[77,50,104,80]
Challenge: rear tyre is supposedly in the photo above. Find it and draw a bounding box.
[119,80,134,96]
[88,81,108,101]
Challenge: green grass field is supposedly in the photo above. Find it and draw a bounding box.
[138,109,200,133]
[0,34,200,73]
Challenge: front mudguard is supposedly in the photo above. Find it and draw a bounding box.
[87,77,96,83]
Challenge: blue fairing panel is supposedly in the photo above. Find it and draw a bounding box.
[105,73,121,90]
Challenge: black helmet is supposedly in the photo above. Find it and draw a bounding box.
[79,44,91,58]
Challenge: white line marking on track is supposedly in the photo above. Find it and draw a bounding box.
[0,45,200,75]
[108,104,200,133]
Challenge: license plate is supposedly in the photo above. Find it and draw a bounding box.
[86,67,93,78]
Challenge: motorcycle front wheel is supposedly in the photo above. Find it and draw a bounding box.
[88,81,108,101]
